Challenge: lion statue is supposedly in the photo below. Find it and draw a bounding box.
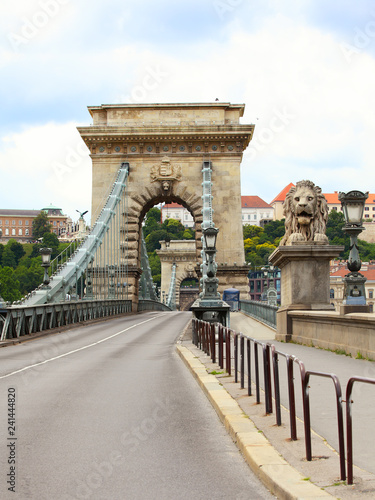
[279,180,329,246]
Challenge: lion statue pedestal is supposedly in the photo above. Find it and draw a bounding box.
[270,180,344,341]
[270,243,344,340]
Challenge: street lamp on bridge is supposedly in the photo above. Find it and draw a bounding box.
[40,248,52,290]
[191,226,230,326]
[338,190,369,308]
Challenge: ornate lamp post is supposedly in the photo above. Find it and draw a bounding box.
[191,225,230,325]
[201,226,219,300]
[261,264,278,306]
[40,248,52,290]
[338,190,369,306]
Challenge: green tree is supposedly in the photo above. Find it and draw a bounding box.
[1,246,17,268]
[258,220,285,244]
[0,267,22,302]
[15,263,44,295]
[326,210,349,258]
[32,211,51,239]
[148,252,161,287]
[162,218,185,237]
[7,239,26,266]
[243,225,263,240]
[42,232,60,259]
[145,229,168,253]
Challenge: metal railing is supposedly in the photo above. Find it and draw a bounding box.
[0,299,132,341]
[138,300,172,312]
[239,299,278,329]
[49,238,84,277]
[192,319,375,484]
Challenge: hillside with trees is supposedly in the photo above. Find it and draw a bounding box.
[1,209,374,302]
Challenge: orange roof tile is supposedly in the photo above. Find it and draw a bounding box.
[271,183,295,203]
[162,203,183,209]
[241,196,272,208]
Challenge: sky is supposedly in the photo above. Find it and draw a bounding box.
[1,0,375,224]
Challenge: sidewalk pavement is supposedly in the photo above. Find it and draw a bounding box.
[178,312,375,499]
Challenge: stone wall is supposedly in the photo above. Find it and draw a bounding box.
[282,309,375,359]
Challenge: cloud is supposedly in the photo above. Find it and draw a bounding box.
[1,1,375,219]
[0,122,91,220]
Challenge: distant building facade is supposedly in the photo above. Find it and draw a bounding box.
[161,196,274,229]
[0,204,69,242]
[241,196,273,227]
[161,203,194,228]
[248,269,281,302]
[330,261,375,313]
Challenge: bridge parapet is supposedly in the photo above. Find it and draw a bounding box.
[281,309,375,360]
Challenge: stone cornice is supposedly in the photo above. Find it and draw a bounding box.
[78,125,254,155]
[78,125,253,141]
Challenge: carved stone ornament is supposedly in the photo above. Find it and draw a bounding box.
[279,180,329,246]
[185,262,195,277]
[150,157,182,191]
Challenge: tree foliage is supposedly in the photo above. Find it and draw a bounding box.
[0,267,22,302]
[32,211,51,239]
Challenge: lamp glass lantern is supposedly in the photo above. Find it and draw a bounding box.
[203,226,218,251]
[40,248,52,266]
[338,190,368,226]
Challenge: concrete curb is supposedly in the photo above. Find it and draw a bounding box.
[176,344,334,500]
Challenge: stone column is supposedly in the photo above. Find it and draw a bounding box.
[269,242,343,341]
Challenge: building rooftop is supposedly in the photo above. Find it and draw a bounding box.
[0,209,41,216]
[163,203,184,209]
[241,196,272,209]
[271,183,295,204]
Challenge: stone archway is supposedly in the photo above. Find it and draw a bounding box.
[78,102,254,310]
[157,239,197,309]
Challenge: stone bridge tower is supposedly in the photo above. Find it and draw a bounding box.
[78,103,254,310]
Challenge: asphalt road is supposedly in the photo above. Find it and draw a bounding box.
[0,312,274,500]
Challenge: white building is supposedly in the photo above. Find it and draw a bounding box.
[161,197,274,229]
[241,196,274,227]
[161,203,195,228]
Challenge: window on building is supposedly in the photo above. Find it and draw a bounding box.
[332,207,337,211]
[370,304,374,313]
[19,220,22,225]
[53,221,57,226]
[248,215,251,220]
[330,289,335,298]
[12,220,15,225]
[53,229,57,234]
[369,290,374,299]
[365,215,369,218]
[25,220,29,225]
[25,228,29,236]
[12,228,15,235]
[5,228,9,235]
[5,220,9,225]
[0,220,2,225]
[365,207,369,211]
[254,214,257,219]
[18,229,22,236]
[373,207,375,211]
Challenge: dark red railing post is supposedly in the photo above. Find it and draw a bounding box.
[247,338,252,396]
[226,329,231,376]
[240,335,245,389]
[234,334,238,383]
